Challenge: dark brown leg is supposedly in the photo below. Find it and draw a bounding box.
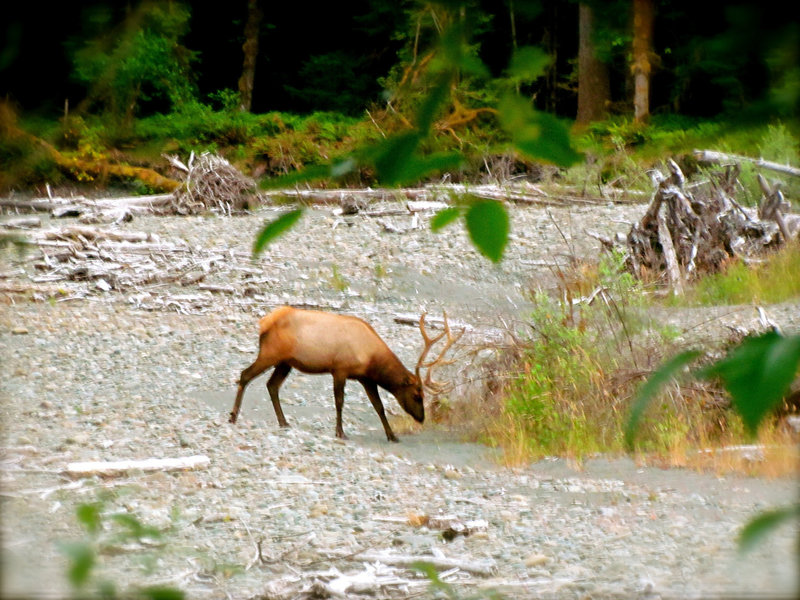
[266,362,292,428]
[360,379,399,443]
[230,358,273,423]
[332,373,348,440]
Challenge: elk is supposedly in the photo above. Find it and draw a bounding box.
[229,306,462,442]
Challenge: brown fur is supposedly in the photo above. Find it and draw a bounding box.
[230,307,425,442]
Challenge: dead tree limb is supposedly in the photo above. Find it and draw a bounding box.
[757,174,793,243]
[695,149,800,178]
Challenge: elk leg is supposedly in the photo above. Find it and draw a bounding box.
[360,380,399,443]
[230,357,274,423]
[332,373,348,440]
[267,362,292,428]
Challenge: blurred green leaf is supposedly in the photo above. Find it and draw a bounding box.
[139,585,186,600]
[699,332,800,436]
[110,512,162,541]
[625,350,702,451]
[417,73,452,134]
[370,132,421,184]
[57,541,95,588]
[498,93,582,167]
[411,561,458,598]
[253,208,304,256]
[76,502,103,535]
[406,151,463,181]
[738,504,800,552]
[464,199,509,263]
[507,46,552,82]
[431,207,462,232]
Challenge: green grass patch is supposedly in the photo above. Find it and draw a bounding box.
[683,244,800,306]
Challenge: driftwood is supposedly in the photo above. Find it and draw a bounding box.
[65,455,210,478]
[260,182,618,209]
[351,551,496,576]
[695,149,800,178]
[3,220,348,315]
[626,160,798,292]
[165,152,257,215]
[757,173,793,242]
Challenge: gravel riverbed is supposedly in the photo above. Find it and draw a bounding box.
[1,199,798,599]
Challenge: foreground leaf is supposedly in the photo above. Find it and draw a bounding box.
[738,504,800,552]
[699,332,800,436]
[431,207,462,232]
[498,93,582,168]
[139,585,186,600]
[507,46,552,82]
[411,562,458,599]
[625,350,702,450]
[369,132,421,185]
[57,541,95,588]
[76,502,103,535]
[110,512,162,541]
[253,208,304,256]
[464,200,509,263]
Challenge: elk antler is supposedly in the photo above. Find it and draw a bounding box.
[416,311,464,395]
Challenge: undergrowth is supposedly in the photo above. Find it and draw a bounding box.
[452,249,799,476]
[5,92,799,196]
[679,243,800,306]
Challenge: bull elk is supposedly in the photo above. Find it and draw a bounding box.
[229,306,462,442]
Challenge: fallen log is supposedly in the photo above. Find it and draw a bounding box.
[0,216,41,229]
[694,149,800,178]
[352,551,496,576]
[65,455,210,478]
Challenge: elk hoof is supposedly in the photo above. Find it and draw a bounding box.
[228,413,238,424]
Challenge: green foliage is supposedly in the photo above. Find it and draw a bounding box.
[625,350,702,451]
[412,561,503,599]
[700,332,800,436]
[252,208,304,256]
[431,197,509,263]
[250,11,578,259]
[58,497,184,599]
[498,93,581,168]
[738,505,800,553]
[329,265,350,292]
[500,292,604,457]
[70,2,198,121]
[463,199,509,263]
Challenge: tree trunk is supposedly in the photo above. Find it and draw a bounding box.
[631,0,654,123]
[576,3,610,125]
[238,0,262,112]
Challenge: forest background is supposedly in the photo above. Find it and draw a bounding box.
[2,0,799,193]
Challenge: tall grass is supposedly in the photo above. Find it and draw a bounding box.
[463,250,799,475]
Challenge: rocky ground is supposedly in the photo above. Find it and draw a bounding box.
[1,196,798,599]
